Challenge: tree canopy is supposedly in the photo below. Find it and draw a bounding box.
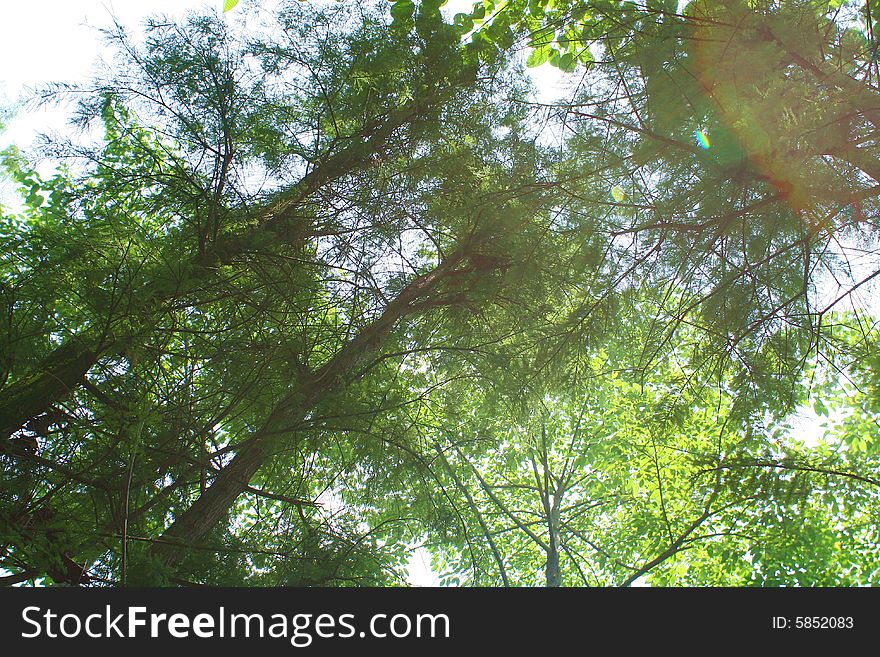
[1,0,879,586]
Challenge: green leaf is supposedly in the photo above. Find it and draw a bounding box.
[495,27,515,50]
[558,52,577,72]
[529,25,555,48]
[526,46,550,67]
[391,0,416,23]
[577,47,594,65]
[469,29,493,52]
[528,0,547,18]
[223,0,239,12]
[454,12,475,27]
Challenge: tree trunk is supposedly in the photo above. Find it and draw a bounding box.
[151,248,467,568]
[545,499,561,587]
[0,340,97,439]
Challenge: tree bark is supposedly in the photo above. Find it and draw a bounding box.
[545,493,562,587]
[0,339,97,439]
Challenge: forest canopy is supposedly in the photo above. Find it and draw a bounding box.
[1,0,879,586]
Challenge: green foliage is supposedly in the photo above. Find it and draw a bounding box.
[0,0,878,588]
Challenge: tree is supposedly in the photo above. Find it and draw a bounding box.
[416,304,880,586]
[0,0,570,585]
[1,0,878,587]
[451,0,880,369]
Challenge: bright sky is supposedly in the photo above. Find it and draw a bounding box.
[0,1,219,141]
[0,2,211,95]
[0,0,564,153]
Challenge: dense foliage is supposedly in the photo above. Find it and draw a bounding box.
[1,0,879,586]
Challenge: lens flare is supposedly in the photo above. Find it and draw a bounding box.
[695,128,711,149]
[611,186,626,202]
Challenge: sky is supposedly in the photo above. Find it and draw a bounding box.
[1,1,216,133]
